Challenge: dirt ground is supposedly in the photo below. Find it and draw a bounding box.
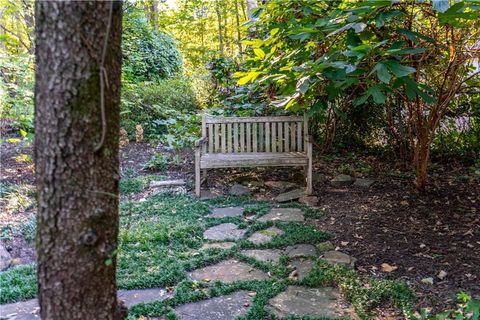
[1,139,478,314]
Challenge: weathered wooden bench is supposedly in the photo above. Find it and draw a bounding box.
[194,115,313,197]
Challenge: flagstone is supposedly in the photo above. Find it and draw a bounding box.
[257,208,304,222]
[188,259,269,283]
[207,207,244,218]
[268,286,351,318]
[240,249,283,263]
[174,290,253,320]
[203,223,246,241]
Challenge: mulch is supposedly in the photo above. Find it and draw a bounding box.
[1,140,478,314]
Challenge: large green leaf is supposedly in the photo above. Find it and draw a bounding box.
[375,63,391,84]
[384,60,416,77]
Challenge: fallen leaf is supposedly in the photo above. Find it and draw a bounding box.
[400,200,409,206]
[421,277,434,285]
[381,263,398,273]
[437,270,447,280]
[341,241,349,246]
[248,292,257,297]
[288,270,298,280]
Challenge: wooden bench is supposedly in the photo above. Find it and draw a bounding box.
[194,115,313,196]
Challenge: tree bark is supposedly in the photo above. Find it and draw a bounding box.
[35,2,124,319]
[215,0,224,56]
[234,0,243,58]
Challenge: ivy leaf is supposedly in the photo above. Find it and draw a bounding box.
[375,63,391,84]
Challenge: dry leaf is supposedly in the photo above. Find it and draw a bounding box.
[381,263,398,273]
[437,270,447,280]
[341,241,349,246]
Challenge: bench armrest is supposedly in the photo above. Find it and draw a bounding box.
[195,136,207,148]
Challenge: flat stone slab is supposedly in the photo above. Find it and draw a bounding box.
[258,208,304,222]
[203,223,246,241]
[0,288,173,320]
[175,290,253,320]
[229,184,251,196]
[275,189,305,202]
[201,242,235,250]
[241,249,283,263]
[353,178,374,188]
[330,174,355,187]
[207,207,244,218]
[323,251,357,269]
[118,288,172,307]
[298,195,319,207]
[188,259,269,283]
[285,244,318,258]
[268,286,350,318]
[247,227,284,245]
[289,259,314,280]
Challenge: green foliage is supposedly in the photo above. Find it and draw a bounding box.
[0,264,37,304]
[122,4,182,82]
[145,154,170,172]
[119,175,166,195]
[407,292,480,320]
[303,261,415,319]
[121,78,200,145]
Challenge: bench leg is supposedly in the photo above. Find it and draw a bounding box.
[306,142,313,195]
[195,149,201,197]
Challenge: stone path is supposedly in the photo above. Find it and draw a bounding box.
[1,205,357,320]
[257,207,304,222]
[174,290,253,320]
[267,286,351,318]
[188,259,269,283]
[0,288,172,320]
[203,223,246,241]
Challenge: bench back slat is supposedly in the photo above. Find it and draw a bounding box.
[203,115,307,154]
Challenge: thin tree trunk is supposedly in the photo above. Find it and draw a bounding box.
[215,0,224,56]
[35,1,125,319]
[235,0,242,58]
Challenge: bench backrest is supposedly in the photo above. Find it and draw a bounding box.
[201,115,308,154]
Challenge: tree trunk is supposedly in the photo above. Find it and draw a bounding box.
[35,2,124,319]
[234,0,243,58]
[215,0,224,56]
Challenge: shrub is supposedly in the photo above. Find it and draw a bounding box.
[122,5,182,82]
[121,78,199,144]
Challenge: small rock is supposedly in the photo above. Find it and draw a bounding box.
[353,179,374,188]
[316,241,334,252]
[0,243,12,271]
[421,277,434,285]
[275,189,305,202]
[299,195,319,207]
[323,251,357,269]
[285,244,318,258]
[330,174,355,187]
[229,184,251,196]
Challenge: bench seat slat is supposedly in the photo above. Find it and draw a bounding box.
[200,152,308,168]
